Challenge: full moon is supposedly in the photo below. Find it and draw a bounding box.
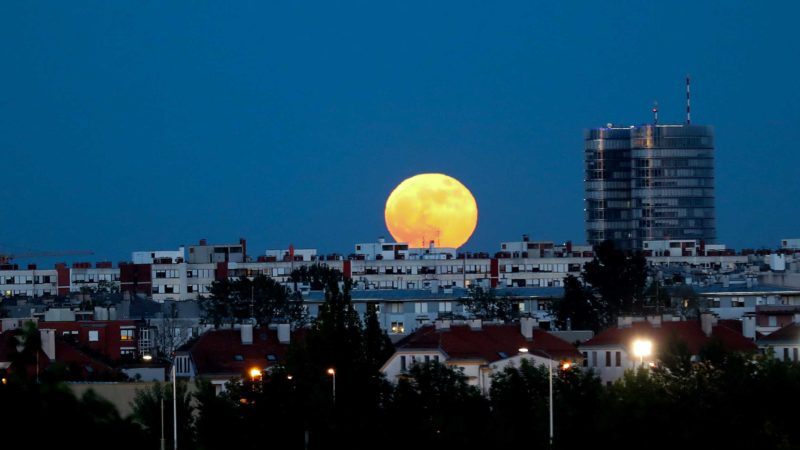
[384,173,478,248]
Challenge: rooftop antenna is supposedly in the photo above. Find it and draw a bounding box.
[652,101,659,125]
[685,74,691,124]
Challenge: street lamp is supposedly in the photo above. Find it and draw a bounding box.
[327,368,336,405]
[519,347,557,449]
[172,363,177,450]
[632,339,653,368]
[249,367,263,382]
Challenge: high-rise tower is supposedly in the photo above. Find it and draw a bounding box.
[584,123,716,250]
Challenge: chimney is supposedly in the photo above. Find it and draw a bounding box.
[277,323,290,344]
[39,329,56,361]
[522,234,530,242]
[241,323,253,345]
[742,313,756,340]
[199,238,207,246]
[617,316,633,328]
[469,319,482,331]
[700,312,718,337]
[520,317,537,340]
[435,319,451,330]
[646,315,662,328]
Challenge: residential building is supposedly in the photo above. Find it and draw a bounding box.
[175,323,293,393]
[758,319,800,362]
[381,317,582,395]
[579,313,756,384]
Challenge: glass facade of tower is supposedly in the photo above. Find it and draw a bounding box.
[584,127,635,250]
[585,124,716,250]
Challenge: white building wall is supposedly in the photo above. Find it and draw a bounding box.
[0,268,58,297]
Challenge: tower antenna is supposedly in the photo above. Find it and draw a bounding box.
[652,101,658,125]
[686,75,691,124]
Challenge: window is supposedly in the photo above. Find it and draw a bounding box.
[414,302,428,314]
[120,329,134,341]
[784,348,790,361]
[390,321,405,334]
[605,351,611,367]
[120,348,135,357]
[439,302,453,313]
[591,351,597,367]
[794,348,798,362]
[582,352,588,367]
[234,354,244,362]
[89,330,99,342]
[388,302,403,314]
[434,355,439,363]
[769,316,778,327]
[615,351,621,367]
[400,355,407,371]
[424,355,430,363]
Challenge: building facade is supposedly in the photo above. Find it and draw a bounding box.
[585,124,716,250]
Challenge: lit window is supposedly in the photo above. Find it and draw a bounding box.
[390,321,405,334]
[120,329,134,341]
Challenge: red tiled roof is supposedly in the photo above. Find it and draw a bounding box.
[582,320,757,354]
[188,328,294,378]
[759,322,800,343]
[395,324,581,363]
[53,338,117,377]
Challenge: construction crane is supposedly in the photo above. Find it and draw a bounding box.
[0,250,95,265]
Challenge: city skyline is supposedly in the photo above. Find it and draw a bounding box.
[2,1,798,263]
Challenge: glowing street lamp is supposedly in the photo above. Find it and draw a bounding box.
[632,339,653,367]
[249,367,263,382]
[327,368,336,405]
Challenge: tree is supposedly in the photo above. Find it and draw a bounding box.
[582,240,648,327]
[643,277,671,312]
[199,274,307,329]
[290,264,342,290]
[156,302,181,359]
[8,321,43,381]
[551,275,602,331]
[363,303,395,370]
[282,268,393,450]
[387,361,490,450]
[459,286,519,322]
[490,358,603,449]
[131,380,194,450]
[657,331,693,376]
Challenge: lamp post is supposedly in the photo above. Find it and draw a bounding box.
[327,368,336,405]
[632,339,653,368]
[172,363,177,450]
[519,347,564,449]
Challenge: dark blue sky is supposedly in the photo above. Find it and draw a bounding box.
[2,1,798,263]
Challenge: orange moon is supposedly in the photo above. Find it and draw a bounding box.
[384,173,478,248]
